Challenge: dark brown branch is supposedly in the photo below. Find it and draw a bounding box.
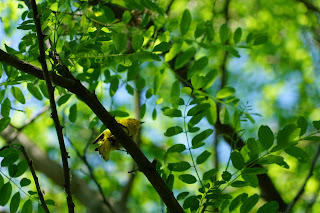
[0,145,50,213]
[285,143,320,212]
[0,50,184,212]
[29,0,75,211]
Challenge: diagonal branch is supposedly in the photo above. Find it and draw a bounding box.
[0,49,184,212]
[29,0,75,211]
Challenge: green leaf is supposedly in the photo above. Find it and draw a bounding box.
[297,116,308,136]
[222,171,231,181]
[163,108,182,117]
[181,87,192,95]
[164,126,183,137]
[284,146,308,162]
[257,155,289,169]
[196,150,211,164]
[234,27,242,44]
[113,32,127,52]
[188,111,206,128]
[230,151,245,170]
[11,86,25,104]
[257,201,279,213]
[219,24,230,43]
[45,199,55,205]
[187,103,211,116]
[304,136,320,141]
[240,194,259,213]
[0,117,11,133]
[217,87,235,99]
[191,75,207,90]
[203,168,218,180]
[132,34,144,51]
[242,167,268,175]
[247,138,259,159]
[253,35,268,45]
[203,69,219,89]
[8,164,17,177]
[206,21,215,41]
[57,94,71,106]
[10,192,20,213]
[167,144,186,153]
[187,56,208,79]
[192,129,213,147]
[1,98,11,117]
[183,195,199,211]
[194,21,206,38]
[174,47,196,70]
[20,178,31,187]
[0,174,3,188]
[246,33,254,44]
[38,203,46,213]
[179,174,197,184]
[89,116,99,128]
[177,192,189,200]
[13,160,28,177]
[165,40,183,62]
[165,174,174,190]
[231,181,249,187]
[258,125,274,150]
[69,104,77,123]
[110,77,119,97]
[39,82,49,99]
[167,161,191,172]
[312,121,320,130]
[27,83,43,100]
[0,182,12,206]
[22,199,32,213]
[242,174,259,188]
[152,108,157,120]
[122,10,132,24]
[229,193,248,212]
[180,9,192,36]
[140,103,146,119]
[1,153,20,167]
[110,110,129,118]
[153,42,171,52]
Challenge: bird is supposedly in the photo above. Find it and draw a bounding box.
[93,118,142,161]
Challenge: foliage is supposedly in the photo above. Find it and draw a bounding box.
[0,0,320,212]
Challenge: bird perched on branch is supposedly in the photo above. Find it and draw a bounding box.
[93,118,142,161]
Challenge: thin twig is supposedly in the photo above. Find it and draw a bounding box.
[29,0,75,212]
[0,145,50,212]
[67,136,116,213]
[285,143,320,212]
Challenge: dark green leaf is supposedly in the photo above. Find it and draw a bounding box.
[126,84,134,95]
[203,168,218,180]
[27,83,43,100]
[8,164,17,177]
[240,194,259,213]
[167,161,191,172]
[1,98,11,118]
[247,138,259,159]
[0,182,12,206]
[258,125,274,150]
[174,47,196,70]
[179,174,197,184]
[109,76,119,97]
[188,111,206,128]
[165,174,174,190]
[192,129,213,147]
[0,174,3,188]
[242,167,268,175]
[180,9,192,36]
[284,146,308,162]
[11,86,25,104]
[110,110,129,117]
[22,199,32,213]
[167,144,186,153]
[191,75,207,90]
[242,174,259,188]
[89,116,99,128]
[45,199,55,205]
[231,181,249,187]
[13,160,29,177]
[183,195,199,210]
[297,116,308,136]
[164,126,183,137]
[20,178,31,187]
[127,61,140,81]
[132,34,144,51]
[229,193,248,212]
[187,103,211,116]
[113,32,127,52]
[234,27,242,44]
[272,124,299,152]
[10,192,20,213]
[163,108,182,117]
[246,33,254,44]
[140,103,146,119]
[312,121,320,130]
[187,56,208,79]
[38,204,46,213]
[206,21,215,41]
[153,42,171,52]
[69,104,77,123]
[257,155,289,169]
[0,117,11,133]
[196,150,211,164]
[122,10,132,24]
[231,151,245,170]
[219,24,230,43]
[177,191,189,200]
[257,201,279,213]
[1,153,20,167]
[304,136,320,141]
[57,94,71,106]
[222,171,231,181]
[253,35,268,45]
[152,108,157,120]
[194,21,206,38]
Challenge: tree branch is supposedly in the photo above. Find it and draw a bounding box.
[29,0,74,211]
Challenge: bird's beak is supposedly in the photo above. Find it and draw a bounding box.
[140,121,145,124]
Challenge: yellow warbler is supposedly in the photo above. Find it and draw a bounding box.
[93,118,142,161]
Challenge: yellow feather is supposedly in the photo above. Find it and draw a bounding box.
[93,118,142,161]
